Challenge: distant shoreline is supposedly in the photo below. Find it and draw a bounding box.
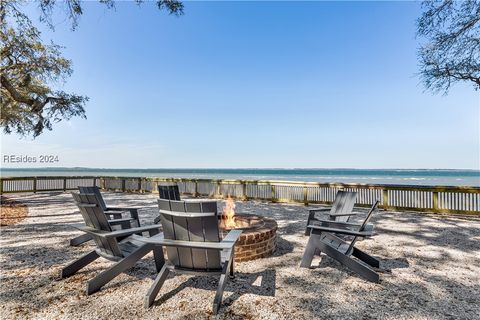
[2,167,479,172]
[2,167,479,186]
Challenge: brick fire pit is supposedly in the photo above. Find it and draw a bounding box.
[219,213,278,262]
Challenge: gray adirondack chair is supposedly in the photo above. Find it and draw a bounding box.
[140,200,242,314]
[60,193,164,295]
[305,191,358,235]
[154,198,218,223]
[301,201,380,283]
[70,186,142,246]
[158,184,181,201]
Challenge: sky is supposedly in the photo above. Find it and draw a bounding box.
[1,1,479,169]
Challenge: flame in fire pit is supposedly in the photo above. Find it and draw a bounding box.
[223,198,236,229]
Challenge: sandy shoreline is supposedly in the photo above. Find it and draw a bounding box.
[1,192,479,319]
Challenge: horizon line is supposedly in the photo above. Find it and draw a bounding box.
[1,167,479,172]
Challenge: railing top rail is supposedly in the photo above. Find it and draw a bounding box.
[1,176,479,192]
[0,176,97,180]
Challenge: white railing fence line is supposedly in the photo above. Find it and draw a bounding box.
[1,176,479,215]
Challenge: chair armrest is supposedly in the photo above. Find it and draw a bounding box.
[106,207,140,212]
[76,225,161,238]
[329,212,359,217]
[315,218,363,228]
[136,232,241,250]
[106,207,140,220]
[104,210,129,216]
[108,217,135,225]
[317,220,363,229]
[77,203,97,208]
[308,208,331,213]
[221,230,243,245]
[307,225,373,237]
[315,218,374,233]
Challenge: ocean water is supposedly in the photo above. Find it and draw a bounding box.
[1,168,479,187]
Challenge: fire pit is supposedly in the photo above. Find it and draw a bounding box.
[219,199,278,262]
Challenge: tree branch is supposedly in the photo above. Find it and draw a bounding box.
[0,74,35,106]
[0,74,54,113]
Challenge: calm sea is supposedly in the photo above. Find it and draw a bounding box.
[1,168,479,187]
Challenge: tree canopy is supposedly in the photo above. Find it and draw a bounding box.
[0,0,183,137]
[417,0,480,94]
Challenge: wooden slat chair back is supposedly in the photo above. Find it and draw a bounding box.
[155,199,218,224]
[305,190,358,235]
[72,192,123,259]
[71,186,142,247]
[158,184,181,201]
[158,199,218,214]
[78,186,108,211]
[330,191,357,221]
[157,203,221,271]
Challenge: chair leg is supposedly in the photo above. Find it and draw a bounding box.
[229,255,235,278]
[86,244,152,295]
[144,264,170,308]
[60,250,99,278]
[304,211,316,236]
[69,233,93,246]
[300,234,322,268]
[213,259,231,315]
[153,246,165,273]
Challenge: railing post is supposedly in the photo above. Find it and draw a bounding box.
[216,181,222,198]
[63,178,67,191]
[194,180,199,198]
[242,181,248,201]
[433,191,439,212]
[0,179,3,195]
[303,186,308,205]
[151,178,156,193]
[382,188,389,210]
[33,178,37,194]
[122,178,126,192]
[138,178,142,193]
[93,177,97,188]
[271,184,277,203]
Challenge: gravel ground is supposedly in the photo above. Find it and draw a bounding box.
[1,196,28,226]
[1,192,479,320]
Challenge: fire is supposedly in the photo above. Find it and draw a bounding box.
[223,198,236,229]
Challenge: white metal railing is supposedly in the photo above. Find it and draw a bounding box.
[1,176,479,215]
